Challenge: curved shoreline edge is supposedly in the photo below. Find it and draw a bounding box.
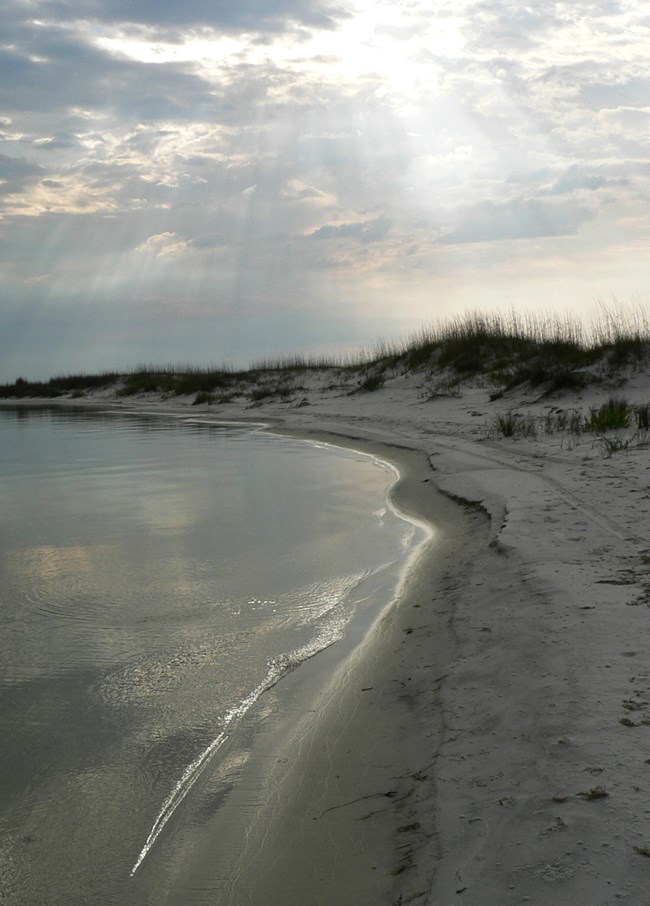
[5,385,650,904]
[230,425,490,905]
[2,401,488,903]
[169,417,491,905]
[146,415,487,906]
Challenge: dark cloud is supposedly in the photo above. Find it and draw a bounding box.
[40,0,344,33]
[0,153,43,195]
[0,17,216,120]
[439,199,590,244]
[34,132,84,152]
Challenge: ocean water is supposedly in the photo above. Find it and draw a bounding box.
[0,406,422,904]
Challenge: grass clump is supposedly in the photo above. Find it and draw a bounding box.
[493,411,538,439]
[542,408,583,436]
[249,380,297,402]
[355,369,386,393]
[598,435,631,457]
[585,397,631,432]
[494,411,519,437]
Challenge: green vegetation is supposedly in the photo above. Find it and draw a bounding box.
[117,364,237,398]
[249,380,297,403]
[389,305,649,394]
[0,372,122,399]
[1,305,648,402]
[585,397,631,431]
[493,411,538,439]
[492,396,650,457]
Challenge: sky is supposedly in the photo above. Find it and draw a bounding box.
[1,0,649,380]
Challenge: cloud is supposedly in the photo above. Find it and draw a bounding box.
[543,167,612,196]
[438,199,590,245]
[506,166,621,198]
[462,3,564,52]
[34,132,85,152]
[309,216,391,242]
[39,0,345,34]
[136,232,189,256]
[0,153,43,196]
[582,79,650,110]
[0,12,217,120]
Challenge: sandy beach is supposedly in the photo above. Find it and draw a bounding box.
[4,361,650,904]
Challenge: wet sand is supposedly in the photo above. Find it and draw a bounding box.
[163,435,488,905]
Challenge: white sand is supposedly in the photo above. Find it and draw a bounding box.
[6,365,650,903]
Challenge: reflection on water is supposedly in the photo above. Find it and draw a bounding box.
[0,407,418,904]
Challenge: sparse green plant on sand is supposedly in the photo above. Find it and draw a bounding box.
[585,397,631,432]
[493,411,537,439]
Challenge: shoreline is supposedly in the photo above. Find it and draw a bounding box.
[191,435,487,905]
[133,414,485,905]
[2,400,485,903]
[3,376,650,902]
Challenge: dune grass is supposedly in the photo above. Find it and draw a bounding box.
[0,372,123,399]
[390,305,649,394]
[1,305,648,402]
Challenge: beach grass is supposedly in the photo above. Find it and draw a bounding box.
[2,305,649,401]
[491,394,650,456]
[585,397,631,432]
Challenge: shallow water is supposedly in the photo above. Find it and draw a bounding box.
[0,406,420,904]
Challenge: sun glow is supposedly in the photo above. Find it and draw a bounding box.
[94,1,466,104]
[95,33,245,66]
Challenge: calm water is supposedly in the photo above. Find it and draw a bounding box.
[0,407,419,904]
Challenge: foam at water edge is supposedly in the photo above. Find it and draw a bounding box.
[130,602,351,876]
